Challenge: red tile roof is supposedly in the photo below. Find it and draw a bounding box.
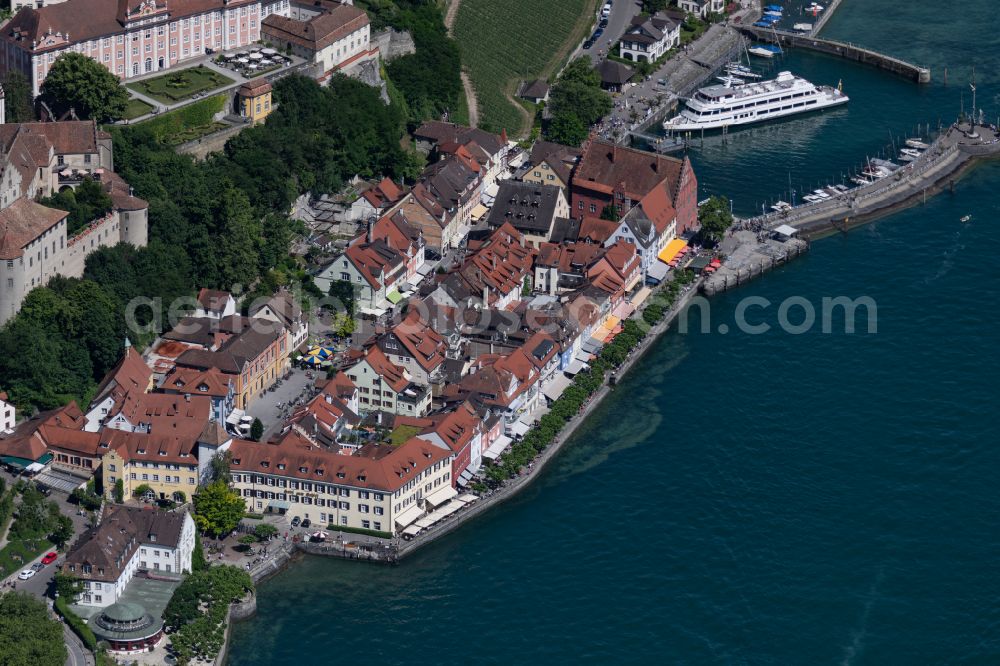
[345,239,406,290]
[260,2,368,52]
[353,346,409,393]
[3,0,259,53]
[0,199,68,259]
[459,222,536,302]
[574,140,684,201]
[93,347,152,406]
[391,311,446,373]
[229,432,451,493]
[577,216,619,245]
[103,429,199,466]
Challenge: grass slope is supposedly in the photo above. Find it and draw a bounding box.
[452,0,597,135]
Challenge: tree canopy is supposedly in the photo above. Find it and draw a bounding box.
[0,592,67,666]
[40,52,129,123]
[0,70,34,123]
[193,480,245,538]
[697,195,734,244]
[39,177,113,235]
[545,58,612,147]
[163,566,254,665]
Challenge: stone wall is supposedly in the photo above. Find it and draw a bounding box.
[175,123,250,160]
[372,29,416,62]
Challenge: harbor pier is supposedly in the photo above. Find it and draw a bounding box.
[739,27,931,83]
[750,122,998,238]
[703,121,1000,297]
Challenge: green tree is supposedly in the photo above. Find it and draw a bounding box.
[193,480,245,538]
[133,483,154,499]
[40,52,129,123]
[250,418,264,442]
[210,451,232,483]
[113,478,125,504]
[50,514,74,548]
[546,112,588,147]
[0,592,68,666]
[254,523,278,540]
[328,279,356,316]
[697,195,734,244]
[238,534,257,547]
[39,177,114,235]
[0,70,34,123]
[192,533,208,572]
[600,203,619,221]
[217,186,262,290]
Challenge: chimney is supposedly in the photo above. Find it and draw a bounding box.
[366,216,375,244]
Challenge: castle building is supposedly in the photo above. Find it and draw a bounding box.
[0,117,147,324]
[0,0,293,96]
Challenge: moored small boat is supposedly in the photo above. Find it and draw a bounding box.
[748,44,783,58]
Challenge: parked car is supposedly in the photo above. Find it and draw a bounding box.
[594,27,604,38]
[31,563,44,572]
[41,552,58,565]
[301,518,311,528]
[290,516,301,527]
[18,569,35,580]
[600,18,609,28]
[584,39,595,49]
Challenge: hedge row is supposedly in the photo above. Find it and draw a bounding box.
[55,597,98,651]
[136,94,227,144]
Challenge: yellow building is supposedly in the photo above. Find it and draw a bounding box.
[228,431,454,536]
[238,79,273,123]
[522,142,580,192]
[102,431,201,503]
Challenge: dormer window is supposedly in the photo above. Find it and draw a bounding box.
[98,567,104,575]
[277,464,285,470]
[83,564,92,574]
[336,472,345,479]
[137,449,145,454]
[358,475,366,482]
[315,469,324,476]
[150,534,157,542]
[299,466,307,473]
[261,462,270,468]
[159,451,166,456]
[233,459,241,465]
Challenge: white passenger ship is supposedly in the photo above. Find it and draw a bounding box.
[663,71,848,132]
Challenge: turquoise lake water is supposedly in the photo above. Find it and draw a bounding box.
[228,1,1000,663]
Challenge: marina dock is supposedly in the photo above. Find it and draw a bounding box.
[750,122,998,236]
[704,120,1000,296]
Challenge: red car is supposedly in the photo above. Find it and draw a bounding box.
[40,552,58,566]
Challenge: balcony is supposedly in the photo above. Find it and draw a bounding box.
[57,167,104,185]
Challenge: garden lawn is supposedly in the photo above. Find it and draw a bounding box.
[452,0,598,136]
[128,65,235,104]
[123,98,154,120]
[0,537,54,578]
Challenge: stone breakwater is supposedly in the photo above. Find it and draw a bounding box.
[745,123,1000,238]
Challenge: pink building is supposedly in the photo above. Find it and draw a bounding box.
[0,0,293,96]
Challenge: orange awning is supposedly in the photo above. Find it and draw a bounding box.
[657,238,688,264]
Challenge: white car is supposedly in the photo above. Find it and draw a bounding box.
[17,569,35,580]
